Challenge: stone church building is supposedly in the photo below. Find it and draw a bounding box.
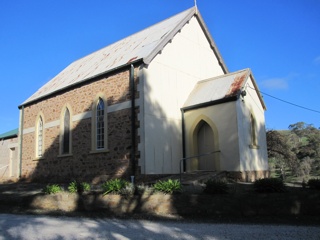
[17,7,268,182]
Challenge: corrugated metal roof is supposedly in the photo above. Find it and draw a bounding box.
[183,69,250,108]
[0,128,18,139]
[21,7,198,105]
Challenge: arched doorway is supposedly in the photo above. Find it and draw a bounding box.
[197,120,216,170]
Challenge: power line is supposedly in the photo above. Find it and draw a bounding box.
[247,86,320,114]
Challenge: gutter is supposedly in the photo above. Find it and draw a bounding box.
[182,95,238,112]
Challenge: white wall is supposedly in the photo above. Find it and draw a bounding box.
[236,76,269,171]
[138,16,225,174]
[0,138,19,180]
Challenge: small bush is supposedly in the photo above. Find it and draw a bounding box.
[79,182,91,192]
[119,183,135,196]
[203,179,229,194]
[153,179,182,194]
[68,180,91,193]
[68,180,78,193]
[254,178,285,193]
[135,184,154,195]
[43,184,62,194]
[307,178,320,190]
[102,179,129,195]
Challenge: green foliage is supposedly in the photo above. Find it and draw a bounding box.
[254,178,286,193]
[68,180,91,193]
[307,178,320,190]
[268,122,320,181]
[42,184,62,194]
[68,180,78,193]
[203,179,229,194]
[80,182,91,192]
[119,183,135,196]
[153,179,182,194]
[102,179,129,195]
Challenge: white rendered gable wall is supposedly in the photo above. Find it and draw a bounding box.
[139,16,225,174]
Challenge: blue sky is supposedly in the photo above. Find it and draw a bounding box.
[0,0,319,134]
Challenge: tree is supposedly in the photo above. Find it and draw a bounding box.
[289,122,320,160]
[266,130,297,177]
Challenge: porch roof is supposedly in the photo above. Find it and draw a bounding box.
[183,69,266,110]
[0,128,18,140]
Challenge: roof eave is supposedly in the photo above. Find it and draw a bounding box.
[143,7,197,65]
[246,70,267,110]
[142,7,228,74]
[18,58,144,109]
[182,95,238,112]
[195,11,228,74]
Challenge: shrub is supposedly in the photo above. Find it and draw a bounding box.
[68,180,91,193]
[307,178,320,190]
[43,184,62,194]
[203,179,229,194]
[135,184,154,195]
[119,183,135,196]
[79,182,91,192]
[254,178,285,193]
[102,179,129,195]
[68,180,78,193]
[153,179,182,194]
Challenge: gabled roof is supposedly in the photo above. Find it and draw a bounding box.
[20,7,227,107]
[0,128,18,140]
[183,69,266,110]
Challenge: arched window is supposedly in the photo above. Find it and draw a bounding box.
[250,114,258,147]
[91,96,108,152]
[37,116,43,157]
[61,107,71,155]
[96,98,105,149]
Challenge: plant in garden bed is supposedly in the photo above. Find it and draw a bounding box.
[203,178,229,194]
[102,178,130,195]
[42,184,62,194]
[135,184,154,195]
[153,179,182,194]
[254,178,286,193]
[68,180,91,194]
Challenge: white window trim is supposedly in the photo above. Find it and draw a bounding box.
[59,106,73,156]
[91,95,109,153]
[35,114,45,159]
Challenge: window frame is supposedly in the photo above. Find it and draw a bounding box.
[59,106,72,156]
[91,96,108,153]
[35,114,44,159]
[249,113,259,149]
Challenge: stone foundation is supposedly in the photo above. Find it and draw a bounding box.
[226,170,270,182]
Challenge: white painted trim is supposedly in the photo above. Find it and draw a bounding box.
[72,112,92,122]
[23,127,35,134]
[22,101,135,135]
[107,101,131,113]
[44,120,60,129]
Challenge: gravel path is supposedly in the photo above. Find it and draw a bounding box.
[0,213,319,240]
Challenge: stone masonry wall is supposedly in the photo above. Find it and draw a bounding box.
[21,67,140,183]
